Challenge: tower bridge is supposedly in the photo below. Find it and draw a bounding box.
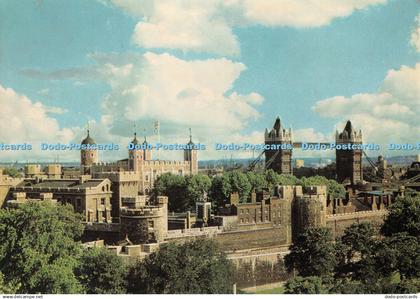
[250,117,364,185]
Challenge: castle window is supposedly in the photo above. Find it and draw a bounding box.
[101,198,105,205]
[148,220,154,228]
[145,175,149,181]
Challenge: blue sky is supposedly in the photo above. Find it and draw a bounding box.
[0,0,419,161]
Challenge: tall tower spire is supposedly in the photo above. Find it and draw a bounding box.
[184,128,198,174]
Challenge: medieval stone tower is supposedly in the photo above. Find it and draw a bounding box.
[292,186,327,241]
[265,117,293,175]
[80,130,98,174]
[128,132,152,171]
[184,129,198,175]
[335,120,363,184]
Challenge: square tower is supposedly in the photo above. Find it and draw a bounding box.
[335,120,363,184]
[265,117,293,175]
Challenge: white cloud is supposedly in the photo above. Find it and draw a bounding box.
[410,14,420,52]
[97,52,262,131]
[0,85,75,161]
[312,63,420,154]
[105,0,386,56]
[131,1,240,56]
[72,51,264,160]
[241,0,386,27]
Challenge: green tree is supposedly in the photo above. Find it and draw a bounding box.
[209,175,231,209]
[0,272,20,294]
[226,171,252,202]
[326,179,346,199]
[284,276,327,294]
[285,227,337,277]
[1,167,21,178]
[246,172,267,193]
[185,174,211,208]
[335,222,377,278]
[153,173,188,212]
[127,239,233,294]
[277,174,301,186]
[372,233,419,280]
[381,193,420,237]
[76,247,127,294]
[0,201,84,293]
[300,176,345,198]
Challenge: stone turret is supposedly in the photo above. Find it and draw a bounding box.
[183,128,198,175]
[264,117,293,175]
[335,120,363,184]
[81,129,98,175]
[292,186,327,241]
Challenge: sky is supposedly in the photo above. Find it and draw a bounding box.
[0,0,419,162]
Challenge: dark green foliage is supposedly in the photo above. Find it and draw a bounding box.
[76,247,127,294]
[185,174,211,208]
[372,233,420,280]
[0,272,20,294]
[284,276,327,294]
[224,171,252,203]
[246,172,267,193]
[153,173,188,212]
[153,173,212,212]
[1,168,21,178]
[233,262,255,288]
[381,193,420,237]
[127,239,233,294]
[209,171,252,208]
[300,176,346,198]
[0,201,84,293]
[285,227,337,277]
[232,258,289,288]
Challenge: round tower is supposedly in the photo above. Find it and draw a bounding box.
[80,130,98,174]
[292,186,327,241]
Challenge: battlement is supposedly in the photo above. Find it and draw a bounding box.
[143,160,190,166]
[335,120,362,143]
[326,209,387,219]
[120,207,163,217]
[93,170,139,182]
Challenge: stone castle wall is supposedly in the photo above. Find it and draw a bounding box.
[326,209,387,238]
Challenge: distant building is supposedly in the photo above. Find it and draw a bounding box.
[119,195,168,244]
[6,192,57,208]
[8,176,112,223]
[265,117,293,175]
[88,129,198,195]
[295,159,304,168]
[335,120,363,184]
[80,130,99,175]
